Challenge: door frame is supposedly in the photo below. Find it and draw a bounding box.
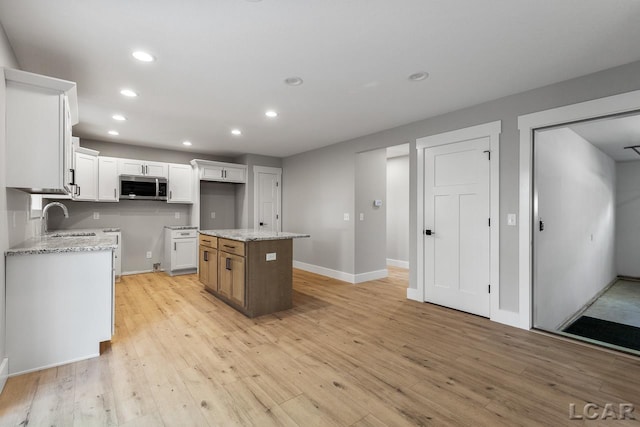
[518,89,640,330]
[253,166,282,232]
[415,121,502,321]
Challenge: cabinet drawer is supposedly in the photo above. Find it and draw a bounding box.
[172,229,197,239]
[218,238,245,257]
[199,234,217,249]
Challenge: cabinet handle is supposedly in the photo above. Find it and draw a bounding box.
[114,188,117,199]
[223,244,236,250]
[174,242,177,251]
[70,168,75,185]
[116,235,119,244]
[225,257,231,270]
[141,165,144,175]
[204,251,208,262]
[76,186,81,197]
[170,190,172,200]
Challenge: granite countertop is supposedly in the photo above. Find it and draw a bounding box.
[200,229,310,242]
[164,225,199,230]
[6,229,118,256]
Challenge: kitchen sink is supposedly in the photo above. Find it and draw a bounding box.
[48,232,96,237]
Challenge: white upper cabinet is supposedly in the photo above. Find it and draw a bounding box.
[98,157,119,202]
[118,158,168,178]
[73,148,99,201]
[4,68,78,194]
[167,163,193,204]
[192,159,247,184]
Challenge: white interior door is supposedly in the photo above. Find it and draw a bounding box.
[424,137,491,317]
[254,167,281,232]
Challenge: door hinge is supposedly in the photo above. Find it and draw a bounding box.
[488,218,491,227]
[276,181,279,187]
[276,214,279,220]
[488,284,491,293]
[483,150,491,160]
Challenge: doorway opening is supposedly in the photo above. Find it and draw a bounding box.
[533,111,640,355]
[386,144,411,288]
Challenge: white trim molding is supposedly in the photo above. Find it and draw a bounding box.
[293,260,355,283]
[415,121,504,324]
[0,358,8,393]
[518,89,640,330]
[387,258,409,269]
[355,269,388,284]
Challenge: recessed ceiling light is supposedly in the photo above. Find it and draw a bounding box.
[120,89,138,97]
[284,76,303,86]
[132,51,155,62]
[231,129,242,136]
[112,114,127,121]
[108,130,119,136]
[265,110,278,118]
[182,141,192,146]
[408,72,429,82]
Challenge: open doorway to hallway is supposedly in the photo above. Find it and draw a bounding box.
[533,111,640,355]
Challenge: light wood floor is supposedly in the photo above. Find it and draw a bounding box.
[1,267,640,426]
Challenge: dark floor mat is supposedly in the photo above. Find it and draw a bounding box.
[563,316,640,351]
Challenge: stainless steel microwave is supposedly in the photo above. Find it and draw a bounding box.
[120,176,167,200]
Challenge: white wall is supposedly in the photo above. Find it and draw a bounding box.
[386,155,409,267]
[283,59,640,312]
[0,21,20,388]
[533,128,616,330]
[615,161,640,277]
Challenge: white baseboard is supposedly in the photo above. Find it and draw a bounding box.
[293,260,355,283]
[0,358,8,393]
[9,353,99,377]
[122,269,162,276]
[491,309,525,329]
[354,269,388,283]
[387,258,409,269]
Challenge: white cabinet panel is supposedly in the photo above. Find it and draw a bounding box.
[98,157,119,202]
[118,158,168,178]
[172,239,198,270]
[168,163,193,203]
[74,152,98,201]
[198,162,247,183]
[5,69,77,193]
[201,165,225,181]
[224,166,246,183]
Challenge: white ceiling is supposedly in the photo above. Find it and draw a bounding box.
[1,1,640,158]
[570,114,640,162]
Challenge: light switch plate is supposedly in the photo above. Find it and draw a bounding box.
[93,212,100,220]
[175,212,180,219]
[146,251,152,259]
[211,212,216,219]
[344,213,350,221]
[359,213,364,221]
[266,253,276,261]
[507,213,517,226]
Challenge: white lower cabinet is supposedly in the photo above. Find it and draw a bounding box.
[164,228,197,275]
[6,250,113,375]
[104,230,122,281]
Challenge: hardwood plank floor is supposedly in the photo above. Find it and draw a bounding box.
[1,267,639,426]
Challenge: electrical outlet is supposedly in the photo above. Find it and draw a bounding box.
[344,213,350,221]
[174,212,180,219]
[266,253,277,261]
[211,212,216,219]
[359,213,364,221]
[146,251,152,259]
[93,212,100,220]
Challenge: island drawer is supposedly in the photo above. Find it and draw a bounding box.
[172,229,198,239]
[199,235,218,249]
[218,238,245,257]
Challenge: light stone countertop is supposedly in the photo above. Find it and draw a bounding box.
[199,229,310,242]
[6,229,118,256]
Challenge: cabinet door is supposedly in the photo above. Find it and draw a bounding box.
[201,165,225,181]
[224,166,246,183]
[168,164,193,203]
[208,248,218,291]
[74,152,98,201]
[118,159,145,176]
[199,246,209,286]
[104,231,122,281]
[145,161,168,179]
[171,238,197,270]
[98,157,119,201]
[218,251,245,306]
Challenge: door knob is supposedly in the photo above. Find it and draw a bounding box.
[425,229,435,236]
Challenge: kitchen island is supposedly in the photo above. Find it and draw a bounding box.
[199,229,309,317]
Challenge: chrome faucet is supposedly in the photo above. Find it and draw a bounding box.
[41,202,69,235]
